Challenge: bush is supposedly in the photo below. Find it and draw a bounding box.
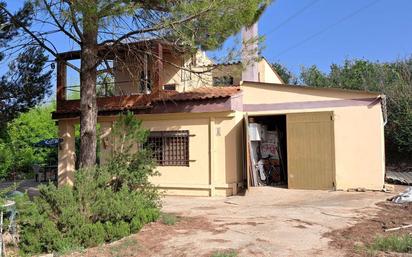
[16,112,160,255]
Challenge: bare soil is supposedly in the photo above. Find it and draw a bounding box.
[325,201,412,257]
[65,187,397,257]
[66,215,222,257]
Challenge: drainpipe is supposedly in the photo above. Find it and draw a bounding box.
[380,94,388,126]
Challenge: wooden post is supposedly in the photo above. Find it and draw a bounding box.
[153,42,163,94]
[56,59,67,108]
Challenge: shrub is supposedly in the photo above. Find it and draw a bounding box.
[16,112,160,255]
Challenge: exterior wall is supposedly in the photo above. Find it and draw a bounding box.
[213,111,245,195]
[139,112,242,196]
[333,105,385,190]
[258,59,284,84]
[241,82,380,105]
[57,112,240,196]
[113,50,214,94]
[142,117,210,188]
[240,82,385,191]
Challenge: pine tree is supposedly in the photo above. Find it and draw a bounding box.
[0,1,52,129]
[1,0,272,167]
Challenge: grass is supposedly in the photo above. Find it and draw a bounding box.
[210,250,238,257]
[367,234,412,253]
[109,237,139,257]
[160,213,179,225]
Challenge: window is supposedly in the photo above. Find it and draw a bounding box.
[213,76,234,86]
[163,84,176,91]
[145,131,189,166]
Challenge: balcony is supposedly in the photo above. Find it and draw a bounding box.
[55,40,177,113]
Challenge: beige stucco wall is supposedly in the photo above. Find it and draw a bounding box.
[333,105,385,190]
[258,59,284,84]
[56,112,242,197]
[113,50,214,94]
[241,82,379,105]
[138,112,243,196]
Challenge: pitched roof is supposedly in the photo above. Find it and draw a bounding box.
[53,86,241,118]
[155,86,241,102]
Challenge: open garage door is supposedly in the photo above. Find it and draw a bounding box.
[287,112,335,190]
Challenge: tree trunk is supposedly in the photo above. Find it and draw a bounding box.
[79,12,98,168]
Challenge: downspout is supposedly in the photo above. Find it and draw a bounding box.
[380,94,388,126]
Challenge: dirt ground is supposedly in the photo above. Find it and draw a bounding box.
[326,200,412,256]
[66,186,404,257]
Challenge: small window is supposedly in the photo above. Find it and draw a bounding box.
[145,131,189,166]
[213,76,234,86]
[163,84,176,91]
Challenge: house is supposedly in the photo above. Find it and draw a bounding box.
[53,38,385,196]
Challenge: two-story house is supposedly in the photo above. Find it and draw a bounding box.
[53,37,386,196]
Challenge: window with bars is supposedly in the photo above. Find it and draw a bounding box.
[145,130,189,166]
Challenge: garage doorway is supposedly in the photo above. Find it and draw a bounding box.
[245,112,335,190]
[246,114,288,188]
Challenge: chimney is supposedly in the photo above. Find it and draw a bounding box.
[241,23,259,82]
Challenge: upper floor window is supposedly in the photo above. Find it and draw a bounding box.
[163,84,176,91]
[213,76,234,86]
[145,130,189,166]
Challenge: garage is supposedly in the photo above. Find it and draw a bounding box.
[242,81,385,192]
[246,111,335,190]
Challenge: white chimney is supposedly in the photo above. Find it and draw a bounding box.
[241,23,259,82]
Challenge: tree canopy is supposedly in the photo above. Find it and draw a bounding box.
[0,104,57,178]
[0,1,52,129]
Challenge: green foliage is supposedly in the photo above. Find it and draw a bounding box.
[0,104,57,178]
[211,250,238,257]
[0,45,52,127]
[271,62,296,85]
[368,234,412,253]
[160,213,178,225]
[16,112,160,255]
[170,0,271,51]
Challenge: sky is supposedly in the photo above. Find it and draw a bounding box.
[257,0,412,74]
[3,0,412,79]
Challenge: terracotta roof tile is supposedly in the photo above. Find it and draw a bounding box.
[54,86,241,116]
[154,86,241,102]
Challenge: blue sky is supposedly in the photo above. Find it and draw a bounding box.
[4,0,412,78]
[257,0,412,74]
